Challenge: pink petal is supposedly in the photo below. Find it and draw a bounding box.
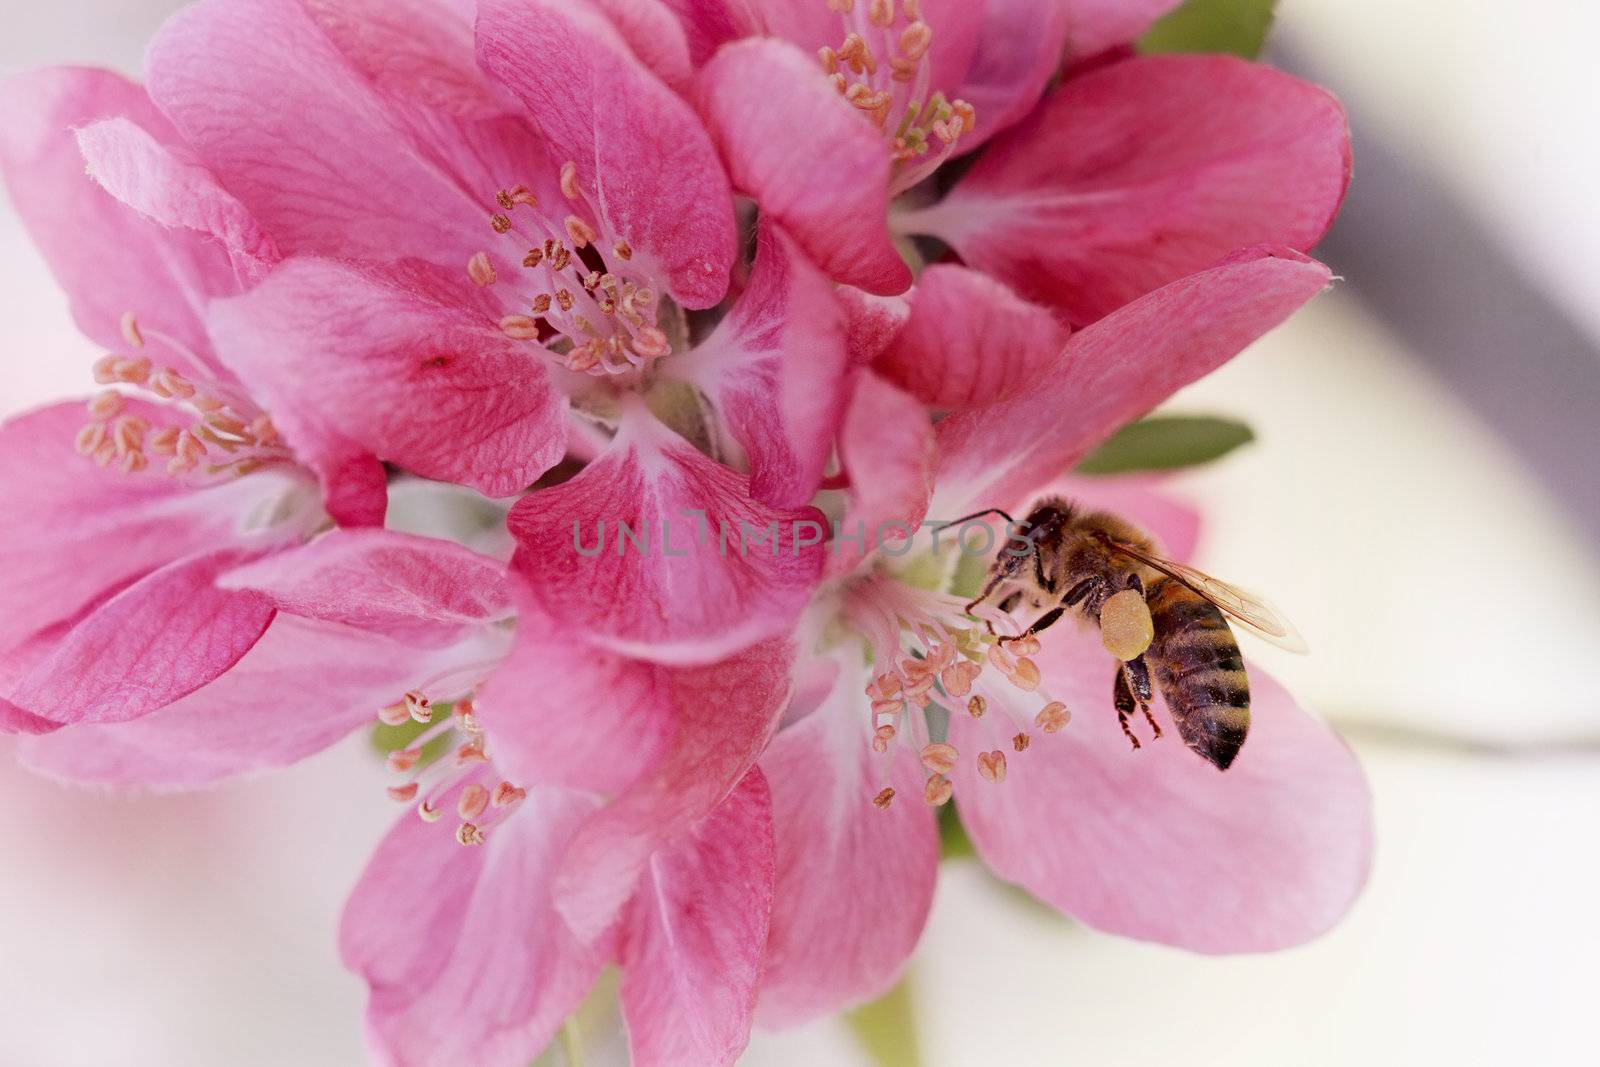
[474,592,672,798]
[17,617,490,787]
[948,629,1372,952]
[827,373,936,578]
[652,0,748,63]
[147,0,536,268]
[342,788,608,1067]
[300,0,503,116]
[696,39,910,296]
[551,637,795,940]
[75,117,277,270]
[219,530,511,645]
[667,221,850,509]
[507,412,827,664]
[956,0,1069,152]
[0,67,239,382]
[1,551,275,728]
[477,0,737,310]
[915,55,1350,325]
[839,287,911,368]
[585,0,695,91]
[0,401,302,655]
[875,265,1066,410]
[620,770,775,1067]
[208,257,567,509]
[932,248,1331,517]
[1061,0,1183,59]
[758,655,938,1025]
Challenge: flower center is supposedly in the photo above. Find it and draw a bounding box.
[375,666,526,847]
[817,0,976,195]
[475,164,669,379]
[845,573,1072,811]
[74,313,290,481]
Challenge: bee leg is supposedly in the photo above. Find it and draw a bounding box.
[964,573,1009,634]
[999,606,1065,649]
[1125,572,1144,595]
[1125,656,1162,740]
[1062,575,1103,619]
[1113,666,1142,751]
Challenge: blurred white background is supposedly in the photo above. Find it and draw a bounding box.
[3,0,1598,1064]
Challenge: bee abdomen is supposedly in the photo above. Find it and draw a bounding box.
[1147,579,1250,770]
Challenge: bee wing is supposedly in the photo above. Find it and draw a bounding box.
[1104,540,1309,654]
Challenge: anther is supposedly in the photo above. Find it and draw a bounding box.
[147,426,180,455]
[873,787,896,810]
[92,355,120,384]
[555,290,575,312]
[560,161,581,201]
[457,783,490,821]
[509,185,538,207]
[871,724,897,754]
[565,216,597,248]
[827,0,854,11]
[923,774,953,807]
[492,781,526,807]
[899,21,932,61]
[496,189,516,210]
[1013,732,1031,752]
[418,801,443,823]
[119,450,148,474]
[868,0,895,28]
[404,691,432,723]
[468,251,497,287]
[149,368,196,399]
[977,750,1008,783]
[967,694,987,718]
[818,46,839,74]
[920,742,958,774]
[500,315,542,340]
[455,738,488,765]
[88,391,124,421]
[1035,701,1071,734]
[490,214,512,234]
[386,748,421,773]
[74,422,107,456]
[120,312,145,348]
[523,248,544,269]
[387,783,420,802]
[530,294,552,316]
[456,823,486,846]
[630,327,670,359]
[1010,657,1041,691]
[613,240,633,261]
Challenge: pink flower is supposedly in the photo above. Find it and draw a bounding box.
[749,248,1373,1021]
[121,0,887,662]
[672,0,1350,326]
[0,53,568,735]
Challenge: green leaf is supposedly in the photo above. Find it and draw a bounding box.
[1074,415,1254,475]
[1137,0,1278,59]
[846,975,923,1067]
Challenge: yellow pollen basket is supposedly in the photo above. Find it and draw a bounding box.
[1100,589,1155,662]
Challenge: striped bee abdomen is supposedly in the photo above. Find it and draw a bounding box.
[1146,578,1250,770]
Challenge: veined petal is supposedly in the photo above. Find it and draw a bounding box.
[948,628,1372,952]
[1,551,275,729]
[477,0,738,310]
[219,530,511,645]
[668,220,850,509]
[208,257,567,511]
[0,67,240,382]
[75,117,277,270]
[827,373,936,578]
[916,56,1350,325]
[551,637,794,940]
[17,617,494,788]
[148,0,539,268]
[956,0,1069,152]
[0,401,307,655]
[932,248,1331,517]
[621,770,775,1067]
[342,788,608,1067]
[1061,0,1183,59]
[758,654,938,1025]
[695,39,910,296]
[875,264,1066,410]
[507,412,826,665]
[586,0,695,91]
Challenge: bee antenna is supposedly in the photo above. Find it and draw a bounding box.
[945,508,1016,526]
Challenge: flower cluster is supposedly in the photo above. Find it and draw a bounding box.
[0,0,1371,1063]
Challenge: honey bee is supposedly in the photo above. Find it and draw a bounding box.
[962,497,1305,771]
